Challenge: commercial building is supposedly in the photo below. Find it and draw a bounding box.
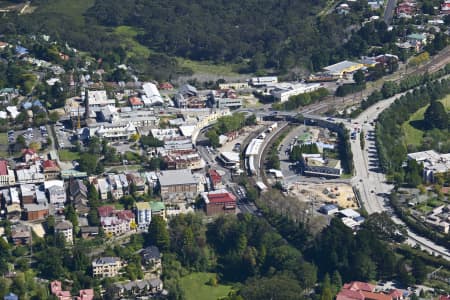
[142,82,164,106]
[55,220,73,244]
[407,150,450,182]
[20,184,36,204]
[202,189,236,216]
[15,164,45,184]
[150,201,166,219]
[250,76,278,87]
[23,203,49,220]
[322,60,364,78]
[94,121,138,142]
[42,160,60,180]
[98,206,135,236]
[218,82,249,90]
[319,204,339,215]
[135,202,152,230]
[218,152,240,169]
[0,160,15,186]
[270,83,321,103]
[85,90,115,111]
[92,257,122,278]
[48,185,66,208]
[157,169,199,202]
[208,89,243,109]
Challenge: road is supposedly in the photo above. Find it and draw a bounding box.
[383,0,397,25]
[348,86,450,260]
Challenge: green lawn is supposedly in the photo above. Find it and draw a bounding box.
[0,132,8,157]
[58,149,80,161]
[178,58,244,77]
[402,96,450,147]
[179,272,232,300]
[114,26,152,59]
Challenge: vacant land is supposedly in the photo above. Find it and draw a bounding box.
[179,272,232,300]
[402,96,450,147]
[58,149,80,161]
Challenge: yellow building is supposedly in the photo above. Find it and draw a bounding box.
[323,60,364,78]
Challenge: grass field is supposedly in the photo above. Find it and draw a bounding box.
[402,96,450,147]
[114,26,152,59]
[178,58,243,77]
[58,149,80,161]
[0,132,9,157]
[179,272,232,300]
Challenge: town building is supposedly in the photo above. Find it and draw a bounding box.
[269,82,321,103]
[11,225,31,245]
[407,150,450,182]
[69,178,89,214]
[319,204,339,215]
[140,246,162,270]
[15,164,45,184]
[336,281,403,300]
[0,160,16,186]
[94,121,138,142]
[85,90,115,111]
[92,257,122,278]
[142,82,164,106]
[250,76,278,87]
[111,278,163,299]
[207,89,243,109]
[218,82,249,90]
[97,178,110,200]
[55,220,73,244]
[150,201,166,219]
[3,293,18,300]
[48,185,66,208]
[42,160,61,180]
[162,150,205,170]
[129,96,143,110]
[208,169,223,190]
[322,61,364,78]
[23,203,49,220]
[20,184,37,204]
[202,189,237,216]
[50,280,72,300]
[98,206,135,236]
[135,202,152,230]
[157,169,199,202]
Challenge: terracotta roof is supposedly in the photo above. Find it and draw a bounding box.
[388,289,403,299]
[344,281,375,292]
[159,82,174,89]
[43,160,59,170]
[116,210,135,220]
[22,148,36,156]
[129,96,143,106]
[98,206,114,217]
[207,192,236,204]
[50,280,62,294]
[361,291,392,300]
[337,289,365,300]
[208,169,222,184]
[439,296,450,300]
[0,160,8,176]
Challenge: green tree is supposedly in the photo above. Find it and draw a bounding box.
[206,129,220,148]
[412,257,427,284]
[64,205,78,228]
[353,70,365,85]
[320,274,333,300]
[78,153,98,175]
[148,216,170,251]
[424,100,448,130]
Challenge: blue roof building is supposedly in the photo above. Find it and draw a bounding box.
[4,293,18,300]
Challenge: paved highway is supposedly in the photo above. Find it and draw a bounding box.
[347,89,450,260]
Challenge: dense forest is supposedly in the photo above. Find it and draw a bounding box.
[0,0,376,77]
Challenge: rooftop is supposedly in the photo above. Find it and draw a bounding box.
[136,202,151,210]
[157,169,197,186]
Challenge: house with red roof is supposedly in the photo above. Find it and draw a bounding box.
[42,160,61,180]
[441,1,450,14]
[208,169,223,190]
[76,289,94,300]
[201,189,236,216]
[50,280,72,300]
[159,82,174,90]
[0,160,15,186]
[129,96,143,110]
[337,282,402,300]
[22,148,38,163]
[98,205,136,236]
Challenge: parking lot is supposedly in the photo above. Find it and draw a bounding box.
[54,123,74,149]
[8,125,49,149]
